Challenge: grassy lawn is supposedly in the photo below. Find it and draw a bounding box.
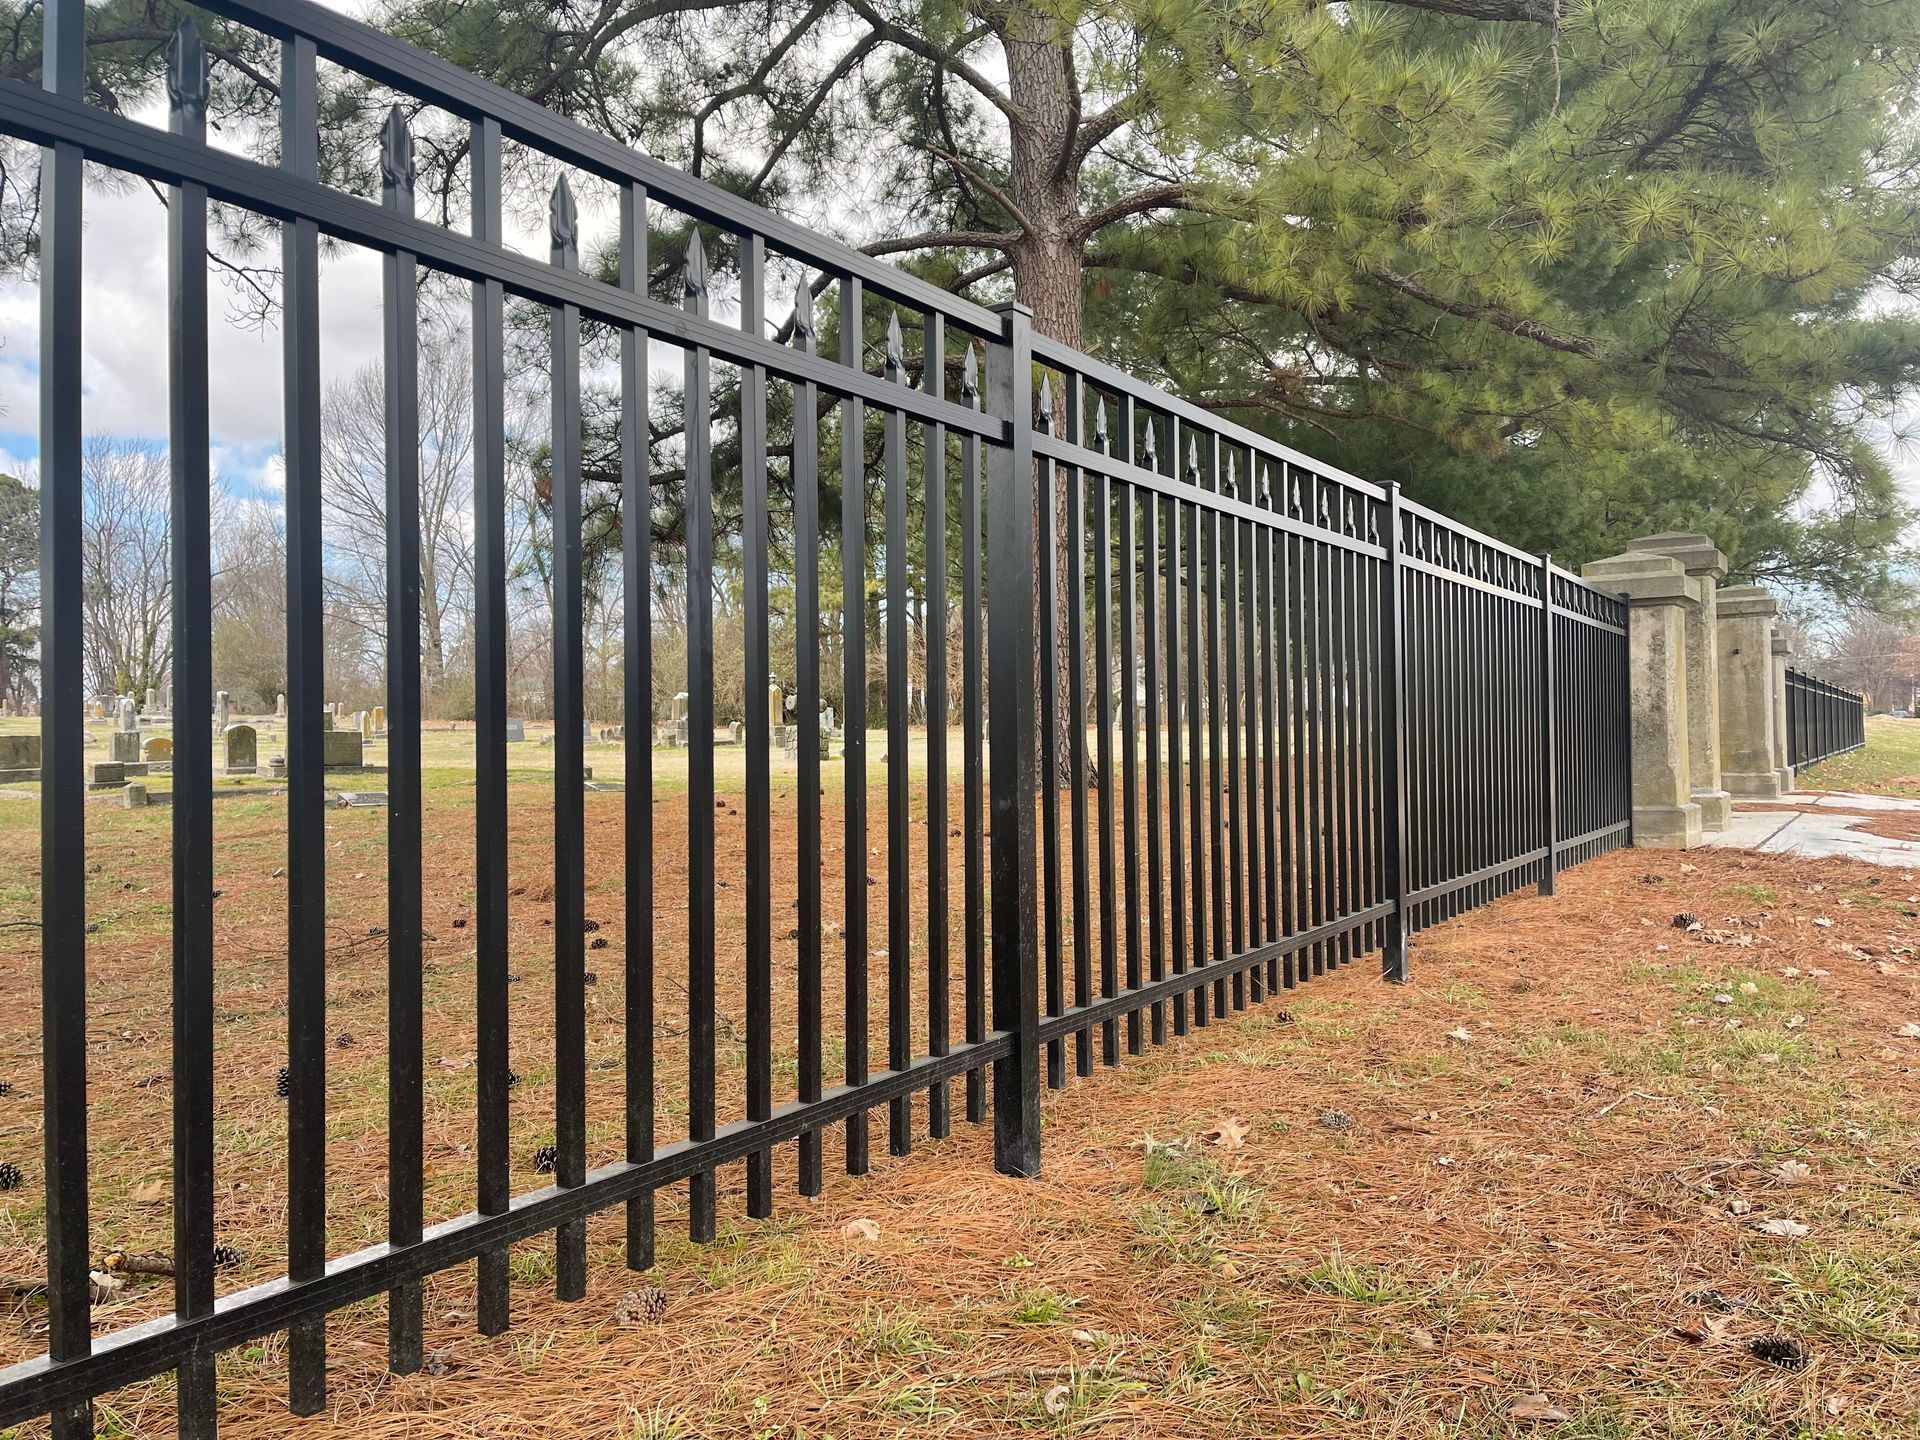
[1792,714,1920,797]
[0,716,1916,1436]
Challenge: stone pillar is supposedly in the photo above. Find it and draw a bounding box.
[1628,532,1729,831]
[1582,551,1702,849]
[1715,585,1781,798]
[1770,628,1794,793]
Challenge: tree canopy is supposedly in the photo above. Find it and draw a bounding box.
[7,0,1920,606]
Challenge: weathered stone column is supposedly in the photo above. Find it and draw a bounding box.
[1629,532,1729,831]
[1770,628,1794,793]
[1716,585,1782,797]
[1582,551,1702,849]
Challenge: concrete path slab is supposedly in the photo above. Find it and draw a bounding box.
[1706,791,1920,868]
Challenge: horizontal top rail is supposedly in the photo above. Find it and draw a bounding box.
[1030,332,1386,504]
[1785,666,1863,703]
[193,0,1005,337]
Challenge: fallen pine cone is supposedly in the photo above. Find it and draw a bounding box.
[1748,1334,1810,1371]
[615,1284,667,1327]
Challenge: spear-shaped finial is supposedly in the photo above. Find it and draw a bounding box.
[1037,375,1055,434]
[791,277,815,344]
[165,18,209,124]
[380,104,414,203]
[548,174,576,263]
[1093,399,1109,452]
[884,311,905,377]
[1258,466,1272,505]
[1223,453,1238,497]
[1185,436,1200,479]
[961,343,979,401]
[684,228,707,301]
[1142,424,1158,470]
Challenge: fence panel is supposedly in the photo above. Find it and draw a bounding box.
[0,0,1631,1430]
[1785,667,1865,769]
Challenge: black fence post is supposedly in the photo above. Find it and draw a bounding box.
[1539,555,1558,896]
[1380,483,1409,983]
[986,302,1043,1177]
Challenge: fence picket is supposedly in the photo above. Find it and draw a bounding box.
[0,5,1641,1423]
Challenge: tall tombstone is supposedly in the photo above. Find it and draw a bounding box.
[215,689,231,733]
[1582,551,1703,849]
[276,692,287,718]
[117,695,137,731]
[1628,533,1729,832]
[358,709,374,740]
[1715,585,1783,798]
[144,687,157,714]
[1770,628,1795,794]
[223,722,258,774]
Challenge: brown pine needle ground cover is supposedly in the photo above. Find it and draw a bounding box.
[1,831,1918,1437]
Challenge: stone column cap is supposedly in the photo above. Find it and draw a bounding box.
[1581,550,1700,608]
[1771,628,1792,656]
[1629,531,1728,580]
[1716,584,1778,618]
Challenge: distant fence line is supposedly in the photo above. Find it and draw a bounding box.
[1785,667,1865,769]
[0,0,1631,1432]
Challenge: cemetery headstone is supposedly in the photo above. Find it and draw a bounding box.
[89,761,126,788]
[118,696,137,731]
[0,734,41,778]
[142,736,173,762]
[370,705,386,736]
[320,708,334,732]
[323,730,364,769]
[276,693,287,717]
[122,783,148,809]
[505,717,527,743]
[222,723,258,774]
[215,691,231,732]
[109,730,142,764]
[144,687,158,714]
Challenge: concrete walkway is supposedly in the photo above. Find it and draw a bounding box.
[1704,791,1920,867]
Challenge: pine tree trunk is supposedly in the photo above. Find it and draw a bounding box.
[999,6,1095,789]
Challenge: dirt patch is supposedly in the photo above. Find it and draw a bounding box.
[1,820,1918,1436]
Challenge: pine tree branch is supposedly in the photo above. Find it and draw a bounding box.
[1372,0,1558,24]
[922,145,1037,234]
[863,229,1020,258]
[1074,183,1202,239]
[841,0,1020,125]
[1365,266,1599,356]
[744,28,884,197]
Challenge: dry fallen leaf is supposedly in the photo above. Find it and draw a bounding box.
[1407,1327,1437,1352]
[1444,1027,1473,1043]
[1754,1217,1810,1239]
[840,1217,881,1242]
[1510,1392,1571,1423]
[130,1179,168,1204]
[1202,1116,1250,1150]
[1042,1383,1072,1416]
[1773,1160,1812,1185]
[1896,1023,1920,1039]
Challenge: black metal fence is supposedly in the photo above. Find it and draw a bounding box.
[0,0,1631,1430]
[1785,667,1865,769]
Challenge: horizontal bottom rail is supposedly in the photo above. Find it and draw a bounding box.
[1035,900,1397,1048]
[0,1038,1010,1424]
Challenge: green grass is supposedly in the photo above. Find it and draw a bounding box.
[1795,714,1920,795]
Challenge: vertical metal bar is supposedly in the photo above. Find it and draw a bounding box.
[960,345,987,1124]
[1222,458,1245,1008]
[1242,465,1263,998]
[546,177,588,1301]
[1280,499,1299,988]
[839,277,870,1175]
[1065,379,1092,1077]
[740,234,774,1214]
[1165,456,1189,1037]
[883,314,912,1156]
[470,113,512,1336]
[1539,556,1558,896]
[620,182,656,1261]
[164,23,216,1437]
[380,106,426,1369]
[922,312,951,1138]
[1116,417,1144,1055]
[1183,439,1208,1023]
[280,35,328,1413]
[1091,401,1118,1063]
[986,302,1042,1177]
[1142,426,1166,1045]
[683,233,718,1241]
[791,283,825,1190]
[1381,486,1409,982]
[1037,379,1065,1088]
[1205,440,1227,1014]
